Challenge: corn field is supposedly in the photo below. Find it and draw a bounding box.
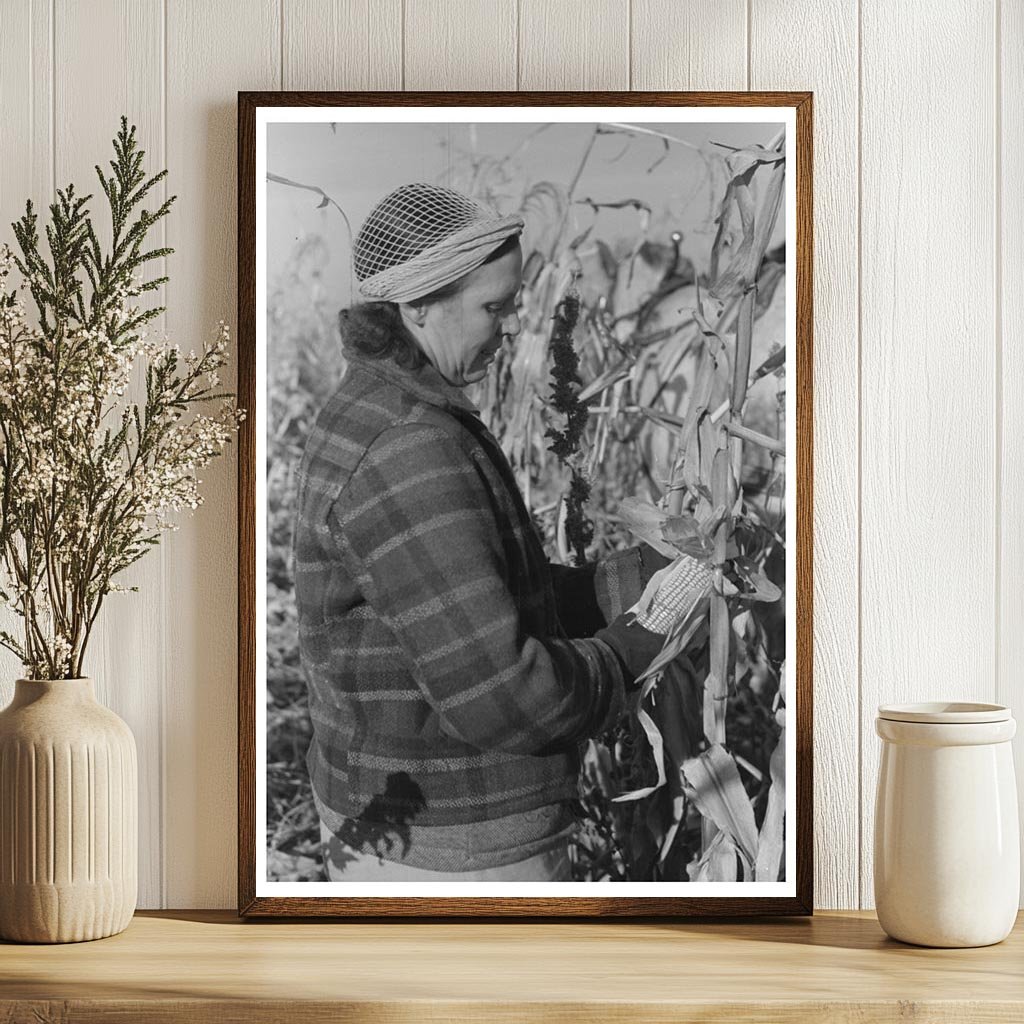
[266,122,788,883]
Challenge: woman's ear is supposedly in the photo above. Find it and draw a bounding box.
[399,299,429,328]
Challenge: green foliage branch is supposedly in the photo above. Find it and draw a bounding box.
[0,116,243,680]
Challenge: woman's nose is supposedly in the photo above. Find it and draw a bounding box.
[503,309,522,338]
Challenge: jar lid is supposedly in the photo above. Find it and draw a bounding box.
[877,701,1011,724]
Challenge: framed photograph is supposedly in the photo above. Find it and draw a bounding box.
[238,91,813,917]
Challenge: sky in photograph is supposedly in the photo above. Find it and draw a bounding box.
[266,119,785,311]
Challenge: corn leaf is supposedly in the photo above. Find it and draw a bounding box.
[755,715,787,882]
[710,142,786,170]
[734,554,782,603]
[576,358,632,403]
[667,329,719,515]
[687,828,739,882]
[751,344,786,383]
[709,168,757,298]
[731,286,755,414]
[655,660,702,866]
[612,703,666,802]
[657,659,703,783]
[662,512,718,560]
[681,744,759,866]
[658,795,686,866]
[613,600,709,803]
[614,496,678,558]
[629,581,711,686]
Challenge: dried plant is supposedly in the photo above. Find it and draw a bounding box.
[545,289,594,565]
[0,117,243,680]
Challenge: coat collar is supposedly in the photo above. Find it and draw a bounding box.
[343,346,479,416]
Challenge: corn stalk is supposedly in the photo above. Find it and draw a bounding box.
[462,125,789,881]
[655,130,786,880]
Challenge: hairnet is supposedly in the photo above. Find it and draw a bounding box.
[354,182,524,303]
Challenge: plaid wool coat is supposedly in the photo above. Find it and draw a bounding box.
[293,346,649,828]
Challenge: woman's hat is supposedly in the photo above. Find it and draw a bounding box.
[353,182,524,303]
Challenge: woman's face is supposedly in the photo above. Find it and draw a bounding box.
[403,244,523,387]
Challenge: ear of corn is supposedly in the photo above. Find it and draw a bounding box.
[635,554,713,633]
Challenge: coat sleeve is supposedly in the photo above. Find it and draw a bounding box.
[326,423,625,755]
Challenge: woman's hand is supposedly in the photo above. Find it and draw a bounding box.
[637,542,675,583]
[595,614,666,691]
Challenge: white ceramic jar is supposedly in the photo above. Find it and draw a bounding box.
[874,702,1019,947]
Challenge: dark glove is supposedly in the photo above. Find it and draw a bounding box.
[595,613,666,690]
[638,542,675,586]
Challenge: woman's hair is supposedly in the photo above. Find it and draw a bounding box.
[339,234,520,369]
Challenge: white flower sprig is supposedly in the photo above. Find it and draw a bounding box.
[0,117,244,679]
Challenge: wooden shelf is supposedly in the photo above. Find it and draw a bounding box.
[2,909,1022,1022]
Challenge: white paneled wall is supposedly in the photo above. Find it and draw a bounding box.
[751,0,860,912]
[1004,0,1024,919]
[0,0,1017,910]
[859,0,1000,911]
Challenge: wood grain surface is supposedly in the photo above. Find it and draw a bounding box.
[1,910,1022,1023]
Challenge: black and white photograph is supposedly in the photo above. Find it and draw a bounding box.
[242,95,810,912]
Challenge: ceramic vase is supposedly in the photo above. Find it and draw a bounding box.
[874,701,1019,948]
[0,677,137,943]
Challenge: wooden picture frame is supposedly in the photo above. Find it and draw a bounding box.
[238,90,813,917]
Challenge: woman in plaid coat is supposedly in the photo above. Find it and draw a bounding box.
[294,184,675,881]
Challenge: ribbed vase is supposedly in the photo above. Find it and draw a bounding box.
[0,678,137,943]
